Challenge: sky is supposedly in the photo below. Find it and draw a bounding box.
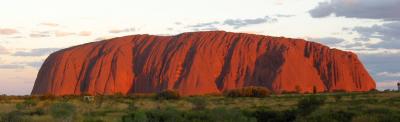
[0,0,399,95]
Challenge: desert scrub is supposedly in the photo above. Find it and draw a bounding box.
[49,102,76,121]
[296,95,326,116]
[187,96,208,110]
[251,107,296,122]
[15,98,38,110]
[122,107,256,122]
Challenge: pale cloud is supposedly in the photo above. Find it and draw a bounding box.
[55,31,75,37]
[376,81,399,90]
[30,30,92,38]
[308,37,345,46]
[10,36,24,39]
[186,16,277,30]
[275,14,295,18]
[0,60,44,70]
[174,22,182,25]
[347,48,400,55]
[0,28,18,35]
[223,16,277,29]
[26,61,43,69]
[0,64,25,69]
[29,31,51,38]
[188,21,220,28]
[359,54,400,84]
[0,45,9,54]
[309,0,400,20]
[39,22,59,27]
[352,22,400,48]
[13,48,60,56]
[78,31,91,36]
[109,28,136,33]
[377,72,400,77]
[94,36,114,41]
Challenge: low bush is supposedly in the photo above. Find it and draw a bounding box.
[122,107,256,122]
[296,95,326,116]
[61,95,79,101]
[0,94,6,100]
[156,90,181,100]
[225,86,271,97]
[16,99,38,110]
[39,94,56,100]
[333,94,343,102]
[251,107,296,122]
[122,111,148,122]
[188,97,208,110]
[299,110,355,122]
[49,102,76,120]
[0,111,25,122]
[361,108,400,122]
[127,101,138,111]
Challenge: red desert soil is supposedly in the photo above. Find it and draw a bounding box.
[31,31,376,96]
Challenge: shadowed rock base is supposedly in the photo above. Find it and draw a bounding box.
[31,31,376,96]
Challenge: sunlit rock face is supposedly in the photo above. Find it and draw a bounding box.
[31,31,376,96]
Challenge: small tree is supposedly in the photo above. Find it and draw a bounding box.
[156,90,181,100]
[313,86,317,94]
[295,85,302,93]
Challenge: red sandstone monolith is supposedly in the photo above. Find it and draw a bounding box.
[31,31,376,96]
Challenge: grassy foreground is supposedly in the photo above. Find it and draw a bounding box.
[0,91,400,122]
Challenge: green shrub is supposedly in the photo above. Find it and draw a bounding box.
[297,95,326,116]
[122,111,148,122]
[122,108,256,122]
[352,115,379,122]
[333,94,343,102]
[225,86,271,97]
[49,102,76,120]
[0,111,25,122]
[15,99,38,110]
[188,97,208,110]
[300,110,355,122]
[143,108,185,122]
[251,107,296,122]
[30,108,46,116]
[362,108,400,122]
[127,101,138,111]
[156,90,181,100]
[188,107,256,122]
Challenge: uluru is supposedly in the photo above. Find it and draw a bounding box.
[31,31,376,96]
